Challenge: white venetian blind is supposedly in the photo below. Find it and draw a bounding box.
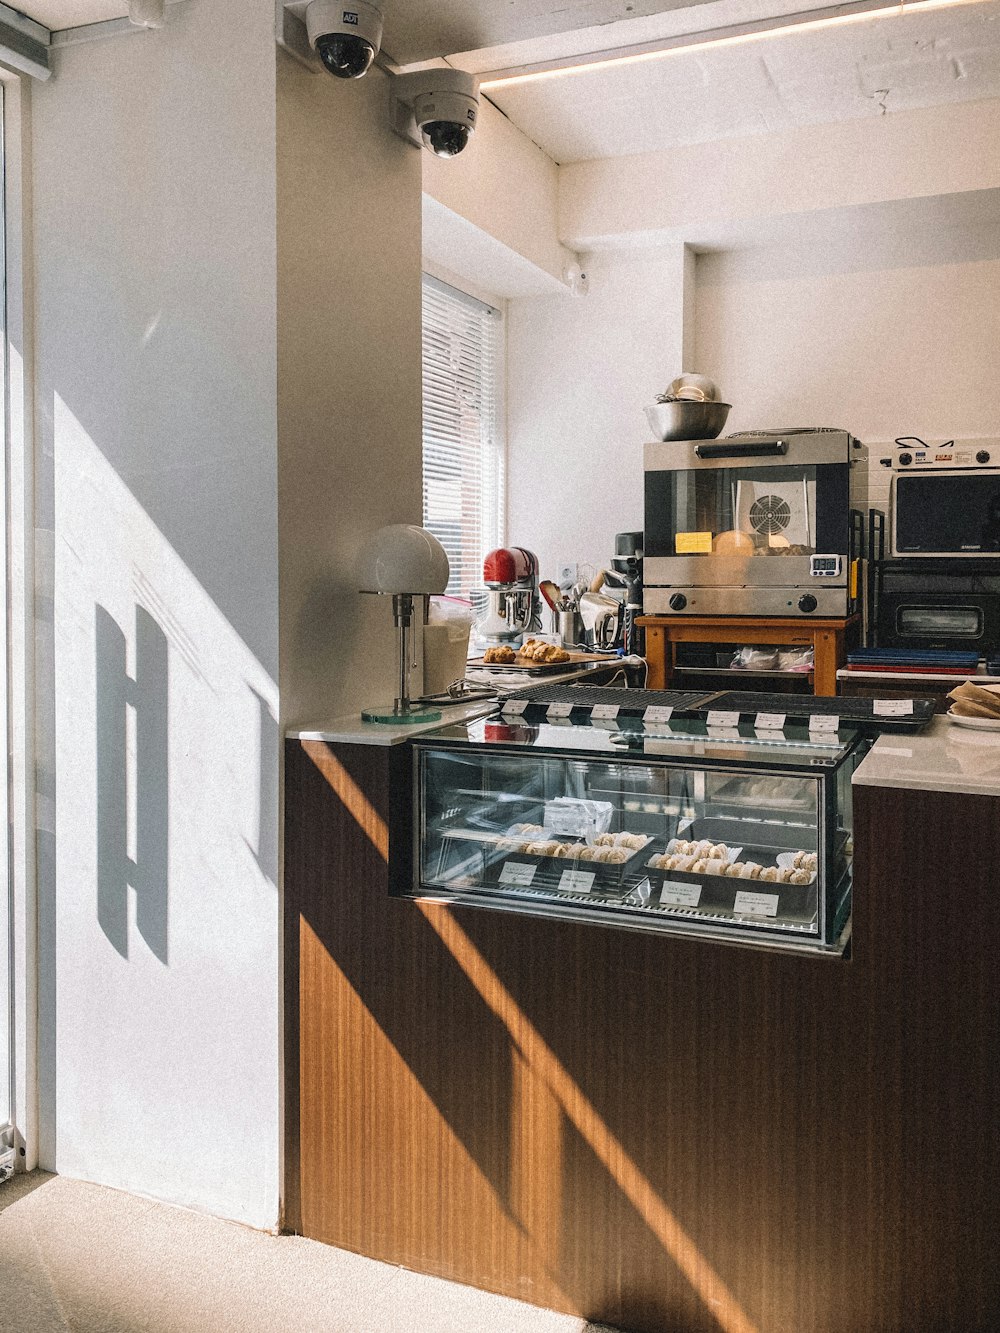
[421,274,504,597]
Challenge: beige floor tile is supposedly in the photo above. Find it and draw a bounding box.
[0,1174,621,1333]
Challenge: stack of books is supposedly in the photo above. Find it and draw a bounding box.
[846,648,981,675]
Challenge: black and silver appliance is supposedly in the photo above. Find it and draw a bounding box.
[886,437,1000,558]
[873,559,1000,654]
[643,428,862,617]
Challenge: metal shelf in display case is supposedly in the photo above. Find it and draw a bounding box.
[408,713,869,954]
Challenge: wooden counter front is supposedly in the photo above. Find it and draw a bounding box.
[284,738,1000,1333]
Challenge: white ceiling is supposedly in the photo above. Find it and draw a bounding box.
[17,0,1000,165]
[485,0,1000,162]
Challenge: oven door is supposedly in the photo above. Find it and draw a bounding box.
[877,592,998,651]
[644,434,850,592]
[891,469,1000,557]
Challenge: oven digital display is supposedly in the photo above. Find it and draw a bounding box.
[895,473,1000,554]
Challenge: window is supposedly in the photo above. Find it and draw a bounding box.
[421,275,504,597]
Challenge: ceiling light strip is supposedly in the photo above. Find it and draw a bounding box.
[479,0,986,88]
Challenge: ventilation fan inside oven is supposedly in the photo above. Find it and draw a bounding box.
[748,495,792,536]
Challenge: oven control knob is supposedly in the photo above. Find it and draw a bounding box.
[977,450,991,464]
[668,593,688,611]
[898,452,913,466]
[798,594,818,613]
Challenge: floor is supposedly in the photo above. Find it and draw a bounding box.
[0,1173,621,1333]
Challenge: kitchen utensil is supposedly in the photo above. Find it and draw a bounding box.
[662,373,719,403]
[645,400,731,442]
[558,609,583,646]
[539,579,561,612]
[580,591,621,649]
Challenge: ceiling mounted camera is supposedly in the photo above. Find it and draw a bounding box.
[305,1,384,80]
[392,69,480,159]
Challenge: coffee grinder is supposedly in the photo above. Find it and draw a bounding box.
[611,530,644,655]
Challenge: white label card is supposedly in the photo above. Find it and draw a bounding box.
[755,712,786,731]
[659,882,702,908]
[733,890,780,918]
[502,699,527,715]
[559,869,596,894]
[809,713,840,733]
[873,699,915,717]
[591,704,620,720]
[499,861,536,886]
[708,711,742,729]
[644,705,673,723]
[547,702,574,719]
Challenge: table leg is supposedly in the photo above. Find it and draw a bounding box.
[814,630,838,696]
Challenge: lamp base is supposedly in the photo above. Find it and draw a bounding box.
[361,702,443,725]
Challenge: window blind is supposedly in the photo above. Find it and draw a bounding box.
[421,274,504,598]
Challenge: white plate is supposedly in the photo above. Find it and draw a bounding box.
[946,708,1000,731]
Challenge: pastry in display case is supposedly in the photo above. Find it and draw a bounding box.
[408,714,868,952]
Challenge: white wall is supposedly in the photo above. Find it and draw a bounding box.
[277,56,423,726]
[32,0,280,1227]
[695,242,1000,443]
[560,98,1000,251]
[422,91,574,297]
[507,246,692,577]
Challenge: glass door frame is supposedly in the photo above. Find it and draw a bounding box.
[1,69,37,1177]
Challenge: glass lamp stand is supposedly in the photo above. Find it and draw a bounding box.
[361,593,442,724]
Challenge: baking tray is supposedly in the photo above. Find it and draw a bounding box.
[470,652,619,674]
[439,827,657,900]
[643,859,818,925]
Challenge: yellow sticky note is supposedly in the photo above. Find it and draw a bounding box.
[675,531,713,554]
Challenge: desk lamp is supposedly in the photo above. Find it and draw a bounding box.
[357,524,450,724]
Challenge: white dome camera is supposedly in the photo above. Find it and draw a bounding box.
[392,69,480,158]
[305,1,383,80]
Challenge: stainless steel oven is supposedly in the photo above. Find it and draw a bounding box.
[643,429,861,617]
[888,438,1000,557]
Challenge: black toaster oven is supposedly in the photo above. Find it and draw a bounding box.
[874,561,1000,653]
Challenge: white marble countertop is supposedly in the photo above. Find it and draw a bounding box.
[285,664,624,746]
[288,697,500,746]
[853,715,1000,797]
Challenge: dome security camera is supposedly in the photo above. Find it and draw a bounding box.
[392,69,480,158]
[305,0,383,80]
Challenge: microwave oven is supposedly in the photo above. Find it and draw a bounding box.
[888,440,1000,557]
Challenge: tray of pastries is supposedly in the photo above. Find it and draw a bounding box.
[645,838,819,923]
[471,640,614,672]
[489,824,656,898]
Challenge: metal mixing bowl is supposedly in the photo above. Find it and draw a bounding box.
[645,400,732,441]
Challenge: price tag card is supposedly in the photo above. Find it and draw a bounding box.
[659,881,702,908]
[755,712,787,731]
[733,890,780,918]
[644,705,673,724]
[502,699,527,716]
[499,862,536,886]
[707,710,742,729]
[873,699,915,717]
[558,869,596,894]
[808,713,840,733]
[591,704,620,720]
[547,702,574,719]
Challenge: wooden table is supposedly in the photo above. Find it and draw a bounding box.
[638,614,860,696]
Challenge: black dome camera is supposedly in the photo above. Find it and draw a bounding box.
[306,1,383,81]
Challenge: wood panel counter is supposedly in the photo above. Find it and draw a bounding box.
[283,718,999,1333]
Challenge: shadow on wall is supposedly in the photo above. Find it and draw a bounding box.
[247,685,278,886]
[95,604,169,964]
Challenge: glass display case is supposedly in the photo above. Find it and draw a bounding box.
[409,714,869,952]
